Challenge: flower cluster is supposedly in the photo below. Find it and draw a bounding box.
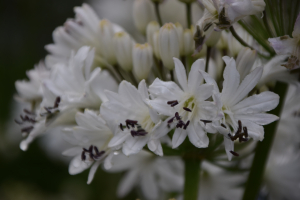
[13,0,300,199]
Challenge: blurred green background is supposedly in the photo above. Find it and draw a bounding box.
[0,0,136,199]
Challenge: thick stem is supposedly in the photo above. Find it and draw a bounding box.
[242,82,288,200]
[183,158,201,200]
[154,2,163,26]
[205,46,211,73]
[186,3,192,28]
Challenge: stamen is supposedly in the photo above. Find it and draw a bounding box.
[238,120,242,132]
[221,123,226,128]
[120,123,124,131]
[183,107,192,112]
[230,151,239,157]
[167,117,175,124]
[171,102,178,107]
[243,127,248,137]
[167,100,178,105]
[125,119,138,128]
[81,151,86,161]
[54,97,61,108]
[175,112,181,120]
[183,120,190,130]
[200,119,212,125]
[131,130,148,137]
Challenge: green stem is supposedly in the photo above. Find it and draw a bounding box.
[170,69,174,81]
[183,157,201,200]
[154,2,163,26]
[128,71,138,87]
[262,10,274,38]
[186,3,192,28]
[205,46,211,73]
[242,81,288,200]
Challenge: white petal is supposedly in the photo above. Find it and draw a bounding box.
[108,132,131,148]
[118,81,145,109]
[292,13,300,38]
[187,120,209,148]
[221,56,240,105]
[149,78,183,99]
[62,147,82,156]
[172,128,187,148]
[199,69,220,93]
[138,79,149,99]
[232,91,279,114]
[122,136,149,156]
[147,98,175,116]
[195,84,214,101]
[117,170,139,197]
[104,152,115,170]
[87,160,102,184]
[188,59,205,93]
[224,136,234,161]
[234,113,279,125]
[268,36,296,56]
[241,120,264,141]
[236,47,257,80]
[173,57,188,91]
[69,155,92,175]
[141,171,159,200]
[228,67,263,107]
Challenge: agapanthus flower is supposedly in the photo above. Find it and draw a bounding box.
[107,150,184,200]
[101,80,169,156]
[148,58,216,149]
[269,13,300,70]
[199,56,279,160]
[62,109,118,184]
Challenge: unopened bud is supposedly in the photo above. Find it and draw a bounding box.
[183,29,194,56]
[147,21,160,47]
[204,26,221,47]
[99,19,117,65]
[159,23,180,70]
[175,22,184,56]
[152,31,161,59]
[113,32,135,71]
[133,0,155,34]
[132,43,153,80]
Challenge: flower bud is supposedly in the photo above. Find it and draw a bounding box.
[152,31,161,59]
[99,19,117,65]
[146,21,160,47]
[183,29,194,56]
[159,23,180,70]
[132,43,153,80]
[204,26,221,47]
[133,0,155,34]
[113,32,135,71]
[175,22,184,56]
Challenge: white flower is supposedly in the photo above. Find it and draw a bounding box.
[159,23,180,70]
[148,58,216,149]
[199,0,265,31]
[146,21,160,47]
[107,150,184,200]
[101,80,169,156]
[268,13,300,69]
[45,3,123,67]
[15,61,50,102]
[199,56,279,160]
[183,28,194,56]
[132,43,153,81]
[62,109,118,184]
[44,46,118,111]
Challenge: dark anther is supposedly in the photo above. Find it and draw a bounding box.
[21,126,33,133]
[200,119,212,125]
[89,145,93,152]
[23,109,34,115]
[120,123,124,131]
[15,119,23,125]
[221,123,226,128]
[183,120,190,130]
[131,130,148,137]
[230,151,239,157]
[125,119,138,128]
[175,112,181,120]
[81,151,86,161]
[171,101,178,107]
[93,151,105,159]
[94,146,99,154]
[167,100,178,105]
[243,127,248,137]
[238,120,242,132]
[183,107,192,112]
[167,117,175,124]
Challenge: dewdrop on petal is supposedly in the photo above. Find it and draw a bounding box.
[183,28,194,56]
[159,23,180,70]
[113,31,135,71]
[146,21,160,47]
[133,0,155,34]
[99,19,117,65]
[175,22,184,56]
[153,31,161,59]
[132,43,153,80]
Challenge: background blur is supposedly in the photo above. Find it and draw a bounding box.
[0,0,137,199]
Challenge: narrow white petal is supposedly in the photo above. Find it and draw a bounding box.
[187,120,209,148]
[195,84,214,101]
[69,155,92,175]
[228,67,263,107]
[122,136,149,155]
[108,132,131,148]
[234,113,279,125]
[141,171,159,200]
[199,69,220,93]
[117,170,139,197]
[188,59,205,92]
[147,98,175,116]
[138,79,149,99]
[224,136,234,161]
[173,57,188,91]
[87,160,102,184]
[241,120,264,141]
[62,147,82,156]
[232,91,279,114]
[172,128,187,148]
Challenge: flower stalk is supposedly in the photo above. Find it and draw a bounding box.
[186,3,192,28]
[242,81,288,200]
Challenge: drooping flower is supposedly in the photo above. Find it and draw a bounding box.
[148,58,216,149]
[268,13,300,70]
[101,80,169,156]
[199,56,279,160]
[107,150,184,200]
[62,109,118,184]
